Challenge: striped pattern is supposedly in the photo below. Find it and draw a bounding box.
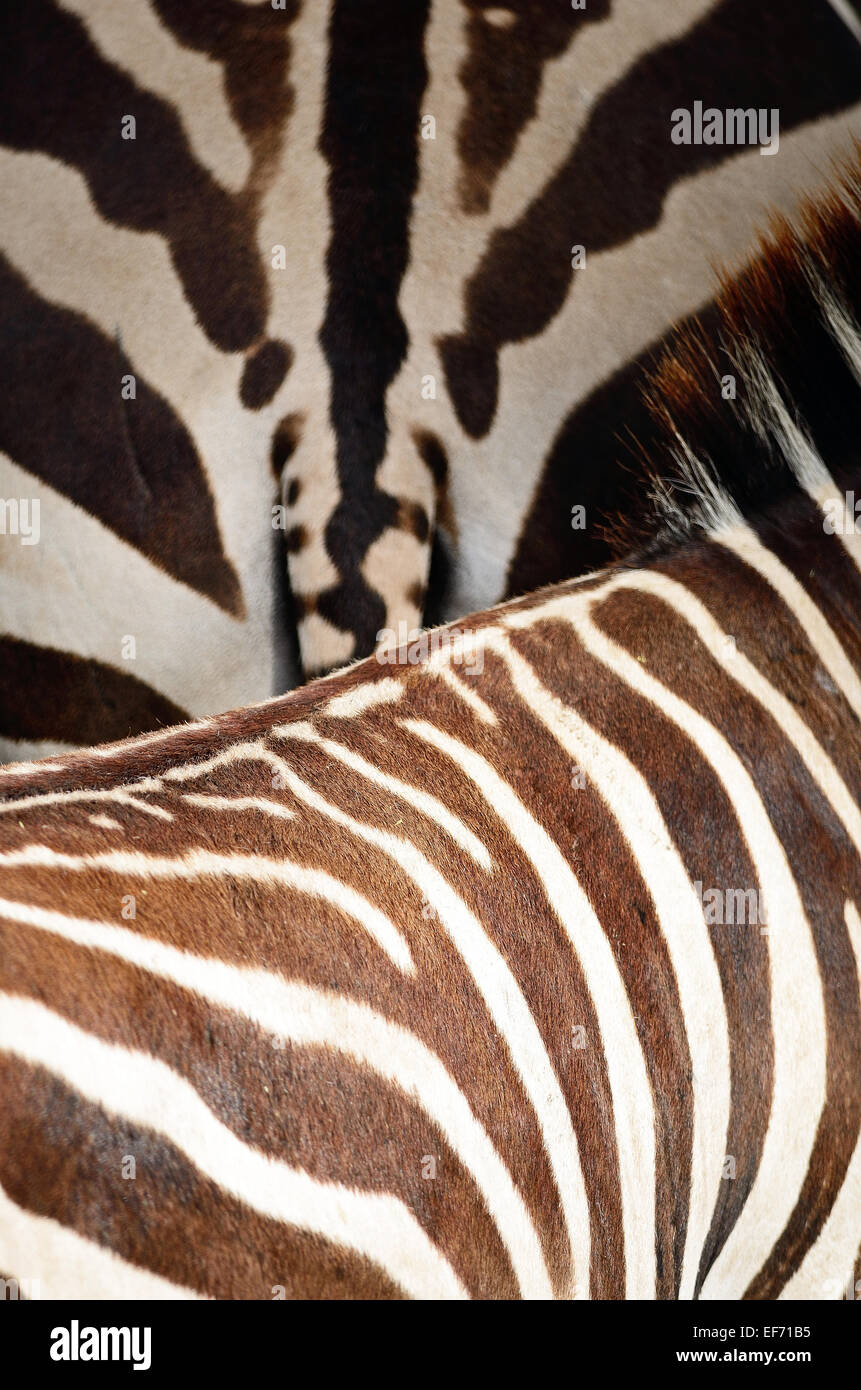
[1,10,860,1303]
[3,0,861,763]
[0,483,858,1296]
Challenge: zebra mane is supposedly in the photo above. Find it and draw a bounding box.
[605,144,861,559]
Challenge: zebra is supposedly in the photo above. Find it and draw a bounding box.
[2,0,861,765]
[0,156,859,1300]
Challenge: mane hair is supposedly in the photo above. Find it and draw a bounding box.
[603,144,861,560]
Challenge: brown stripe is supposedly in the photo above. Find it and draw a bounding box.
[593,578,861,1297]
[656,537,861,806]
[151,0,299,170]
[414,428,457,627]
[278,712,618,1296]
[308,665,638,1295]
[0,747,569,1294]
[746,506,861,714]
[0,523,857,1295]
[0,1055,403,1300]
[500,625,698,1296]
[584,585,778,1290]
[274,414,305,484]
[240,339,293,410]
[0,922,518,1299]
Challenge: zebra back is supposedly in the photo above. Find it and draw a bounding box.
[2,0,861,765]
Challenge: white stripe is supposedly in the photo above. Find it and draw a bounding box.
[611,568,861,857]
[61,0,250,192]
[322,679,404,719]
[754,368,861,574]
[0,759,65,778]
[0,1181,205,1301]
[253,752,590,1296]
[779,901,861,1301]
[182,793,296,820]
[0,994,468,1301]
[433,663,499,724]
[404,711,657,1299]
[0,846,414,974]
[505,588,827,1299]
[0,896,552,1298]
[0,775,168,818]
[716,523,861,719]
[0,721,211,798]
[488,628,730,1299]
[0,737,304,821]
[160,740,282,786]
[825,0,861,47]
[272,721,493,868]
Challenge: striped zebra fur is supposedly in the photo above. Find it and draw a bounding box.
[3,0,861,765]
[1,161,860,1300]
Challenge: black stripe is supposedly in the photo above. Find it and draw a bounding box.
[455,0,608,214]
[0,256,243,614]
[503,310,719,598]
[0,0,269,353]
[440,0,861,438]
[0,637,188,748]
[151,0,299,158]
[316,0,431,658]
